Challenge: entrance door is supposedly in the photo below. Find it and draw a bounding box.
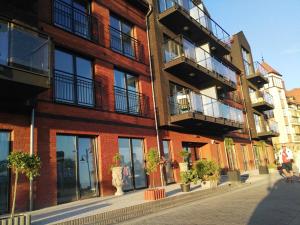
[118,138,147,191]
[56,135,98,204]
[253,146,260,169]
[0,132,10,214]
[162,140,175,184]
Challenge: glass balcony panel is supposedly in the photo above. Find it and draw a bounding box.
[163,39,181,62]
[0,21,8,66]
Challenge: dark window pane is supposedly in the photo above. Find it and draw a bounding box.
[131,139,146,189]
[0,21,8,66]
[0,132,9,214]
[119,138,134,191]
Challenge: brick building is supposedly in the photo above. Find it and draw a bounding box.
[0,0,277,215]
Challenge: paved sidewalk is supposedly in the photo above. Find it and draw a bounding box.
[30,173,269,225]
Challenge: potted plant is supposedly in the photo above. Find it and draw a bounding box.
[2,151,41,225]
[180,169,198,192]
[179,150,190,172]
[144,148,165,201]
[267,163,277,174]
[195,160,220,188]
[111,153,124,196]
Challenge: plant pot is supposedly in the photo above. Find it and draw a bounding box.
[259,165,269,174]
[0,214,31,225]
[144,188,166,201]
[180,183,191,192]
[179,162,188,172]
[112,166,124,196]
[201,180,211,189]
[228,170,241,182]
[268,168,275,174]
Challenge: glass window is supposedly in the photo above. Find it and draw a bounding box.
[110,15,135,58]
[56,135,98,204]
[118,138,146,191]
[53,0,91,39]
[162,140,175,184]
[0,21,8,66]
[242,48,252,76]
[0,132,10,214]
[54,49,94,106]
[114,69,140,115]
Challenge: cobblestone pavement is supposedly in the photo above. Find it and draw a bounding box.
[119,175,300,225]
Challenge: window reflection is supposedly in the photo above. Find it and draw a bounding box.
[0,132,9,214]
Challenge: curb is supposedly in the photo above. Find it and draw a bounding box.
[52,182,248,225]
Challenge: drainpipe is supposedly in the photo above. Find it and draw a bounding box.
[239,75,255,167]
[29,104,35,211]
[145,2,165,187]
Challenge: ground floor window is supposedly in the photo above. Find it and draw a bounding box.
[56,135,98,204]
[0,131,10,214]
[162,140,175,184]
[225,144,238,170]
[253,146,261,169]
[118,138,147,191]
[241,145,249,171]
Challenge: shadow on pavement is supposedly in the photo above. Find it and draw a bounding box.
[248,175,300,225]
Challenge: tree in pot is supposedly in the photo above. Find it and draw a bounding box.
[144,148,165,201]
[111,153,124,196]
[7,152,41,219]
[180,169,198,192]
[179,150,190,172]
[195,160,220,188]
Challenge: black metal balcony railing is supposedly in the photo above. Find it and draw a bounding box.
[110,26,145,63]
[114,86,147,116]
[53,0,98,42]
[54,70,102,107]
[0,18,50,76]
[158,0,231,48]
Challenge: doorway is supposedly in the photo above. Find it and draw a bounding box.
[118,138,147,191]
[56,135,99,204]
[162,140,175,184]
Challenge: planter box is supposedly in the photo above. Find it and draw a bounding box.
[268,168,276,174]
[259,165,269,174]
[201,180,210,189]
[180,183,190,192]
[210,180,218,188]
[228,170,241,182]
[0,214,30,225]
[144,188,166,201]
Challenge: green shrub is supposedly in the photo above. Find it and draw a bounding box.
[146,148,160,188]
[180,169,198,184]
[179,150,191,163]
[195,160,220,181]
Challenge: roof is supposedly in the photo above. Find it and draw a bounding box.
[286,88,300,104]
[260,61,282,76]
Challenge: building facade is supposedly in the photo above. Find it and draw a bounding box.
[0,0,162,214]
[0,0,277,215]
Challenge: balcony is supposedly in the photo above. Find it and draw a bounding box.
[256,120,279,138]
[169,91,244,133]
[246,62,269,88]
[0,18,50,100]
[163,37,237,91]
[264,110,274,119]
[157,0,231,56]
[114,86,149,117]
[250,90,274,111]
[53,0,99,42]
[110,26,145,63]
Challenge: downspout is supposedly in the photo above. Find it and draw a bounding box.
[145,2,165,187]
[239,75,255,167]
[29,105,35,211]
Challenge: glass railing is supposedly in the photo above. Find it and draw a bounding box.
[250,90,274,106]
[0,19,50,76]
[158,0,231,48]
[163,37,237,84]
[267,120,279,133]
[169,90,244,124]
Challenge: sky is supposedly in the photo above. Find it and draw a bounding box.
[203,0,300,90]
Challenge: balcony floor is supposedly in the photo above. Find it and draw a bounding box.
[158,6,230,57]
[169,112,243,134]
[252,102,274,112]
[164,56,236,91]
[257,131,280,139]
[247,73,269,88]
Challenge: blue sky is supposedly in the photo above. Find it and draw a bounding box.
[203,0,300,90]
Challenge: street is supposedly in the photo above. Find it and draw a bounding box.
[120,175,300,225]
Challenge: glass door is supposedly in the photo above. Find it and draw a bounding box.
[0,132,10,214]
[162,140,175,184]
[118,138,147,191]
[57,135,98,204]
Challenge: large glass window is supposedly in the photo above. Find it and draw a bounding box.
[54,49,94,106]
[162,140,175,184]
[0,132,10,214]
[242,48,252,76]
[110,15,135,58]
[54,0,91,39]
[56,135,98,204]
[118,138,146,191]
[114,69,140,115]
